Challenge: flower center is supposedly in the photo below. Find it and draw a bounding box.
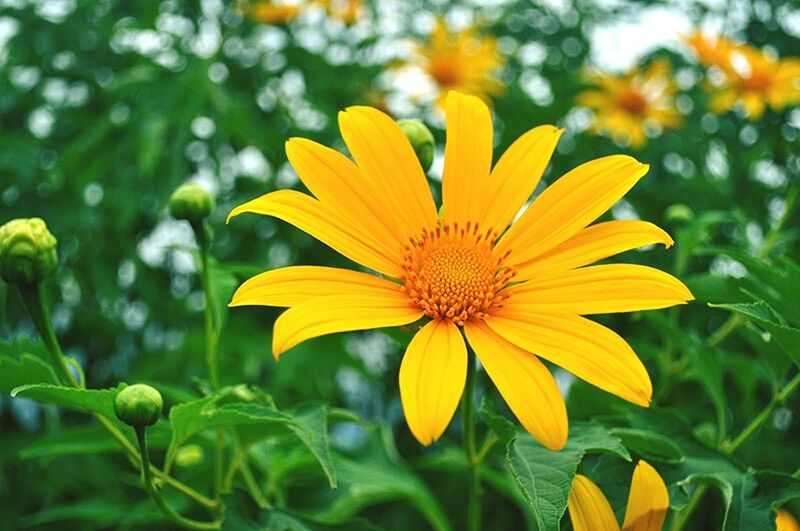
[616,89,648,115]
[401,222,515,325]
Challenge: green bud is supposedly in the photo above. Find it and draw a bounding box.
[0,218,58,285]
[397,119,435,173]
[664,204,694,223]
[175,444,205,468]
[114,384,163,427]
[169,184,215,222]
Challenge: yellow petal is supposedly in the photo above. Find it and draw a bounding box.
[568,475,621,531]
[777,509,800,531]
[285,137,408,250]
[399,319,467,445]
[272,292,423,358]
[230,266,401,308]
[622,461,669,531]
[516,220,673,279]
[463,321,567,450]
[486,309,652,406]
[338,106,438,237]
[227,190,401,277]
[441,91,494,227]
[481,125,563,233]
[508,264,693,315]
[496,155,649,266]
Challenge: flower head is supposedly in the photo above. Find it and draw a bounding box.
[396,19,505,108]
[687,34,800,120]
[568,460,669,530]
[0,218,58,285]
[228,91,692,448]
[577,58,681,148]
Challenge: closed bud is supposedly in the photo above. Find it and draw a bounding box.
[169,184,215,222]
[665,204,694,223]
[397,119,435,173]
[114,384,163,427]
[0,218,58,285]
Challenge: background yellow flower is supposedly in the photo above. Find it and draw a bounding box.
[688,33,800,119]
[577,58,681,148]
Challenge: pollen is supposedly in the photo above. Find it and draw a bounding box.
[401,222,516,326]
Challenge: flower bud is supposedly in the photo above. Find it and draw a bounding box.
[665,204,694,223]
[397,119,435,173]
[169,184,215,222]
[0,218,58,285]
[114,384,163,427]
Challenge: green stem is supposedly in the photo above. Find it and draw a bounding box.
[193,221,225,500]
[136,426,222,531]
[462,348,481,531]
[17,282,219,514]
[723,371,800,453]
[672,371,800,530]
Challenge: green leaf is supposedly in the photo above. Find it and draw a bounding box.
[710,300,800,368]
[610,428,685,464]
[0,337,59,393]
[20,422,172,460]
[507,421,630,530]
[10,383,126,421]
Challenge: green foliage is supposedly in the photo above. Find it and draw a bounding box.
[2,0,800,529]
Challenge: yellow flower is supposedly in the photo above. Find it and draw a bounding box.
[228,91,693,448]
[577,59,681,148]
[400,19,505,108]
[242,0,363,25]
[687,34,800,120]
[778,509,800,531]
[241,1,301,24]
[568,460,669,531]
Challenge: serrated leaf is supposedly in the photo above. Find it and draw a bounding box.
[0,337,59,393]
[10,383,126,421]
[507,421,630,530]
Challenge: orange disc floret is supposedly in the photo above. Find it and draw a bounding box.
[401,222,515,325]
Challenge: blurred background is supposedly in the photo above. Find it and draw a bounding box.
[1,0,799,528]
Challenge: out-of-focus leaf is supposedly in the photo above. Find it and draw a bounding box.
[478,397,517,444]
[506,421,630,530]
[315,426,452,531]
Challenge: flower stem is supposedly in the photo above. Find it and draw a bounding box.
[17,282,220,515]
[136,426,222,530]
[192,221,225,500]
[462,348,481,531]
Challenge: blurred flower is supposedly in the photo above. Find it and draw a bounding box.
[241,1,301,24]
[397,19,505,108]
[577,58,681,148]
[228,91,692,448]
[568,461,669,531]
[241,0,363,25]
[687,33,800,120]
[777,510,800,531]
